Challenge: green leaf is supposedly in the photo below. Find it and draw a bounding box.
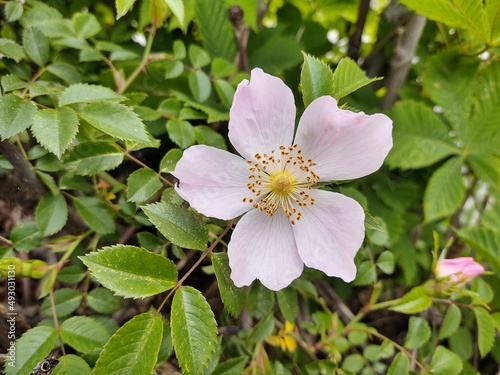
[164,0,185,26]
[212,357,248,375]
[386,101,458,169]
[60,316,110,353]
[127,168,163,204]
[212,252,246,317]
[167,119,196,149]
[422,50,479,138]
[10,222,43,252]
[171,286,218,375]
[194,125,227,150]
[300,53,335,107]
[468,154,500,187]
[405,316,431,349]
[93,312,163,375]
[64,142,123,176]
[376,251,395,274]
[87,288,124,314]
[1,74,28,92]
[116,0,138,19]
[4,326,58,375]
[0,38,25,62]
[439,304,461,340]
[59,83,124,107]
[73,196,115,234]
[0,95,37,140]
[194,0,236,60]
[31,107,79,158]
[79,102,152,145]
[212,58,237,79]
[247,282,274,318]
[248,32,302,74]
[214,79,235,109]
[40,288,82,317]
[277,288,299,323]
[332,57,380,100]
[341,354,364,373]
[353,261,376,286]
[73,12,102,39]
[80,245,177,298]
[429,345,463,375]
[142,201,208,250]
[188,70,212,103]
[247,313,274,342]
[46,63,82,85]
[399,0,492,43]
[424,157,466,222]
[159,148,183,173]
[5,2,24,22]
[457,227,500,271]
[188,44,211,69]
[35,193,68,236]
[23,26,49,66]
[52,354,92,375]
[474,307,495,358]
[387,352,410,375]
[467,62,500,154]
[390,286,432,314]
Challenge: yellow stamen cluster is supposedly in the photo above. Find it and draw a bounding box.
[242,143,319,224]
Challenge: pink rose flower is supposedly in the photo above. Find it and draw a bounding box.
[172,68,393,290]
[435,257,484,285]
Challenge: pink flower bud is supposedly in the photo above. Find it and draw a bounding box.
[435,257,484,285]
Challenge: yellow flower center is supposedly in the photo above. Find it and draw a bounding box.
[242,143,319,225]
[270,172,294,196]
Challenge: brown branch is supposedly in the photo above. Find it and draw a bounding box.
[0,140,44,201]
[381,13,427,110]
[348,0,371,61]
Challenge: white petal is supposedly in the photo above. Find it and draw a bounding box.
[172,145,252,220]
[228,209,303,291]
[228,68,296,160]
[294,96,393,181]
[292,189,365,282]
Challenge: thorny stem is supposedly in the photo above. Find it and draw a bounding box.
[155,221,234,314]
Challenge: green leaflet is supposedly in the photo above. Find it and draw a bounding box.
[35,192,68,236]
[79,245,178,298]
[386,100,458,170]
[428,345,463,375]
[212,252,246,317]
[73,196,115,234]
[127,168,163,204]
[60,316,110,353]
[5,326,57,375]
[142,201,209,250]
[473,307,495,358]
[404,316,431,349]
[194,0,236,60]
[301,53,335,107]
[23,26,50,66]
[64,142,123,176]
[171,286,218,375]
[424,156,466,222]
[93,312,163,375]
[331,57,381,100]
[52,355,92,375]
[31,107,79,158]
[0,95,37,140]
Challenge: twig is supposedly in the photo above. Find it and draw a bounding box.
[381,13,427,110]
[348,0,371,61]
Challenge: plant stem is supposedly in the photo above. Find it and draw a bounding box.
[156,221,234,313]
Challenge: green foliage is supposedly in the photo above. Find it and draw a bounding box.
[93,312,163,375]
[142,201,209,250]
[80,245,177,298]
[171,286,218,375]
[2,0,498,373]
